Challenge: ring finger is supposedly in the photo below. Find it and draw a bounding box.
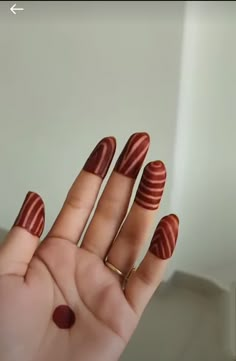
[105,160,166,279]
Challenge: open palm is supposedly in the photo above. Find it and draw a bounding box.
[0,133,179,361]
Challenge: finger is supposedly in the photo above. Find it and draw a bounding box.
[106,161,166,277]
[47,136,116,243]
[80,132,150,258]
[125,214,179,316]
[0,192,45,277]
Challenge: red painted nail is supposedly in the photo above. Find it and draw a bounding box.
[149,214,179,259]
[52,305,76,329]
[13,192,45,237]
[135,161,166,210]
[114,132,150,179]
[83,136,116,179]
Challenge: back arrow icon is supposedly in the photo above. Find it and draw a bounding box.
[10,4,24,15]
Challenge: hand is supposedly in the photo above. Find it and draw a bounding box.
[0,132,179,361]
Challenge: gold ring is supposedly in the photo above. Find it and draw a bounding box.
[104,256,136,282]
[104,257,125,278]
[124,267,136,280]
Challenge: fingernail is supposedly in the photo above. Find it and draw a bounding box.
[149,214,179,259]
[13,192,45,237]
[114,132,150,179]
[83,136,116,179]
[135,161,166,210]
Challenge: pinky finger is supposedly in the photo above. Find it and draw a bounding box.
[125,214,179,317]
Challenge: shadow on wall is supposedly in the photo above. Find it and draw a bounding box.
[121,270,231,361]
[0,228,7,242]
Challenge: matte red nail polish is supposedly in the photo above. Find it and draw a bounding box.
[13,192,45,237]
[83,136,116,179]
[135,161,166,210]
[114,132,150,179]
[149,214,179,259]
[53,305,76,329]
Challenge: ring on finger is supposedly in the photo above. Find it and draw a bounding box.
[104,255,136,282]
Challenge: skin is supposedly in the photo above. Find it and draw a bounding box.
[0,132,179,361]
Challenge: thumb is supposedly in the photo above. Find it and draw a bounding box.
[0,191,45,277]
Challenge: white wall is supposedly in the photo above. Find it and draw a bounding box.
[121,278,230,361]
[0,1,184,239]
[169,1,236,287]
[0,2,233,359]
[1,1,235,287]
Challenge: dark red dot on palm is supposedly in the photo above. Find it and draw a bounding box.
[52,305,76,329]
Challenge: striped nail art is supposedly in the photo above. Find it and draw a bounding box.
[114,132,150,179]
[13,192,45,237]
[135,161,166,210]
[83,136,116,179]
[149,214,179,259]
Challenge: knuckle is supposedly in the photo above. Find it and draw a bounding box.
[66,193,90,211]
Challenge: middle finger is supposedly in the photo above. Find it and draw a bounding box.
[80,132,150,258]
